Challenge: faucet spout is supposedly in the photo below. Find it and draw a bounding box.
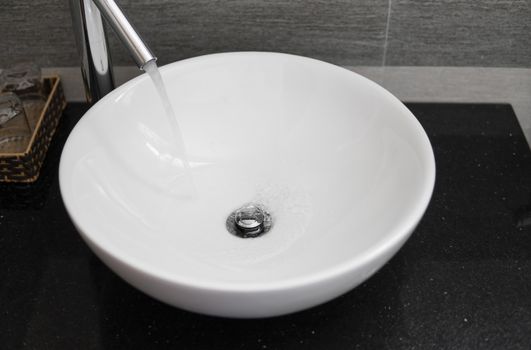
[92,0,156,69]
[70,0,156,103]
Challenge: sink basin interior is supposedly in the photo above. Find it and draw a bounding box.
[60,52,434,312]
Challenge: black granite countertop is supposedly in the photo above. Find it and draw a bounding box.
[1,103,530,349]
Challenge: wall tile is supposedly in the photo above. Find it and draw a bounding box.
[0,0,79,67]
[385,0,531,66]
[0,0,388,68]
[108,0,388,66]
[4,1,528,68]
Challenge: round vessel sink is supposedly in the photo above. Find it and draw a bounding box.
[60,52,435,318]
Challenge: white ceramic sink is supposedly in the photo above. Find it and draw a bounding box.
[59,52,435,318]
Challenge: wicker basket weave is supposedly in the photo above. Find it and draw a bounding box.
[0,76,66,183]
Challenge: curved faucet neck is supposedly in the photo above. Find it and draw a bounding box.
[70,0,156,103]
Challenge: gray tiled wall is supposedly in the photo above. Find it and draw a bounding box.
[385,0,531,66]
[1,0,530,68]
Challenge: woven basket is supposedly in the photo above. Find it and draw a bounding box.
[0,76,66,183]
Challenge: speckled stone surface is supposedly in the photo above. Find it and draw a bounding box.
[0,103,530,349]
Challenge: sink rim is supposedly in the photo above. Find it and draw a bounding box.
[59,51,436,294]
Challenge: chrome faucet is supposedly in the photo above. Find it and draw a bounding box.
[70,0,156,103]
